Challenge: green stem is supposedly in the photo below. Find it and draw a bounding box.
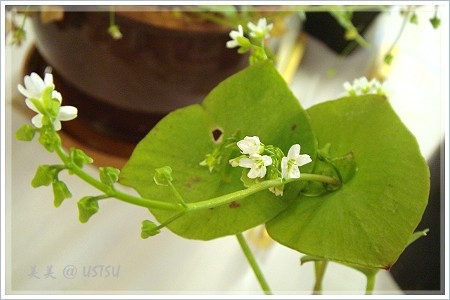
[154,211,186,231]
[186,174,339,212]
[55,145,183,211]
[19,6,30,29]
[54,144,338,213]
[236,232,272,295]
[384,6,413,63]
[313,260,328,295]
[168,180,188,208]
[365,273,376,295]
[109,6,116,27]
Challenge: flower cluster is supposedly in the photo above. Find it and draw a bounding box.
[229,136,273,179]
[227,136,312,195]
[18,72,77,131]
[226,18,274,64]
[226,18,273,50]
[343,76,387,97]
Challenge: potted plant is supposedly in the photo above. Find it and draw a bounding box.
[7,3,444,295]
[9,5,300,159]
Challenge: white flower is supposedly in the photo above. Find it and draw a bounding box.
[237,136,263,155]
[19,72,78,130]
[26,98,78,131]
[343,77,387,96]
[52,106,78,131]
[18,72,58,100]
[239,154,273,179]
[281,144,312,179]
[226,24,245,48]
[247,18,273,39]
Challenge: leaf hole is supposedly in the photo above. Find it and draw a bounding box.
[211,127,224,143]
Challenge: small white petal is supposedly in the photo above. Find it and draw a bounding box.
[17,84,33,99]
[52,90,63,103]
[261,155,272,166]
[58,106,78,121]
[296,154,312,166]
[53,120,62,131]
[31,114,43,128]
[29,72,45,87]
[18,72,53,101]
[43,73,54,86]
[25,98,39,113]
[247,22,256,32]
[237,136,261,155]
[248,18,272,39]
[287,144,300,159]
[226,40,239,48]
[238,157,255,168]
[343,82,353,91]
[247,168,261,179]
[288,166,301,179]
[227,25,245,48]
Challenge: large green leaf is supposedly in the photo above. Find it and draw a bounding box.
[266,95,430,269]
[119,61,316,240]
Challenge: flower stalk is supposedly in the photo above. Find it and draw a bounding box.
[54,144,184,211]
[236,232,272,295]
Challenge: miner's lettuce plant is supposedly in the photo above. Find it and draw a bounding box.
[15,18,430,295]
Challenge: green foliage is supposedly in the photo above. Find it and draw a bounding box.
[120,61,316,240]
[99,167,120,187]
[69,148,93,169]
[153,166,173,186]
[77,196,100,223]
[15,124,36,141]
[384,53,394,65]
[141,220,161,238]
[52,180,72,207]
[121,62,429,270]
[31,165,58,187]
[38,126,61,152]
[430,16,441,28]
[266,95,430,269]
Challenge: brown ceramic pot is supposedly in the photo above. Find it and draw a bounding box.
[29,7,248,157]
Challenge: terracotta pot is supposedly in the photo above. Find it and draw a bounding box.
[28,7,248,157]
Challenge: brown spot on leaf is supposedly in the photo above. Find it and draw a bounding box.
[185,176,201,188]
[229,201,240,209]
[291,124,297,131]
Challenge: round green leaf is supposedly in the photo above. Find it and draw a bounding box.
[266,95,430,269]
[119,61,316,240]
